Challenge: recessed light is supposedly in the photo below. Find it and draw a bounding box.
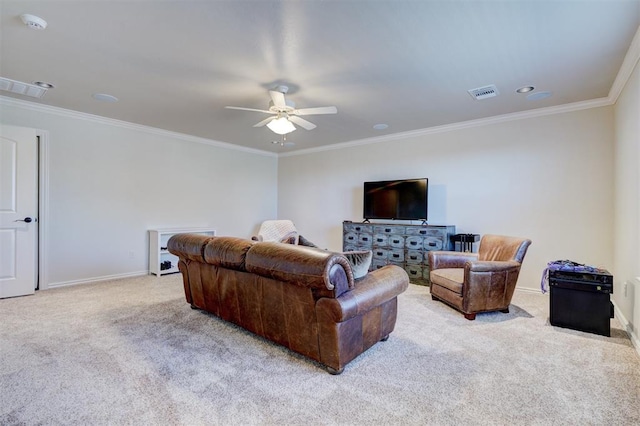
[33,81,54,89]
[92,93,118,102]
[526,91,552,101]
[373,124,388,130]
[516,86,535,93]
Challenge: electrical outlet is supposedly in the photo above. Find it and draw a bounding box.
[128,251,135,259]
[624,282,628,297]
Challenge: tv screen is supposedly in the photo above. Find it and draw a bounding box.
[363,178,428,221]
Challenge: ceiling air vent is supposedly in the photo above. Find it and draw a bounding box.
[468,84,499,100]
[0,77,48,99]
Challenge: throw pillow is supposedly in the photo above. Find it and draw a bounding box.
[297,234,318,247]
[342,250,373,280]
[279,230,299,245]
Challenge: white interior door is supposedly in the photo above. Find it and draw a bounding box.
[0,125,38,298]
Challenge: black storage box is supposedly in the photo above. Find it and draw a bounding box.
[549,268,613,337]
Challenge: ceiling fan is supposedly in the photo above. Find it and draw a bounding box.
[225,85,337,135]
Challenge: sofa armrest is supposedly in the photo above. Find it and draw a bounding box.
[462,260,523,313]
[315,265,409,323]
[466,260,520,273]
[428,251,478,270]
[245,242,355,295]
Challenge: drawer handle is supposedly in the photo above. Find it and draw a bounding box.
[392,239,400,243]
[385,228,391,232]
[377,238,383,242]
[410,256,417,260]
[410,241,417,246]
[428,242,436,247]
[376,252,384,256]
[410,271,417,275]
[420,230,426,235]
[362,237,369,241]
[393,254,400,258]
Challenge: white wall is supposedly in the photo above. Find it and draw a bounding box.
[0,99,278,287]
[278,107,615,292]
[613,55,640,336]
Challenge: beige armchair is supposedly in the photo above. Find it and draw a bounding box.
[251,220,318,247]
[428,234,531,320]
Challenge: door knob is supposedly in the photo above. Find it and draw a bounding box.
[14,217,33,223]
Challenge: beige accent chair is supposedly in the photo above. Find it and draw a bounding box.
[428,234,531,320]
[252,220,300,244]
[252,220,318,247]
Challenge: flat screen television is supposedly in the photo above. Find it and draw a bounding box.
[363,178,428,221]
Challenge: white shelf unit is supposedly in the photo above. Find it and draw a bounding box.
[149,227,216,276]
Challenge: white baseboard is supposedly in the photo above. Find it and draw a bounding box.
[612,301,640,358]
[47,270,149,289]
[515,286,545,295]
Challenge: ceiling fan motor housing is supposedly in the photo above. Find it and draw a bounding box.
[269,99,296,113]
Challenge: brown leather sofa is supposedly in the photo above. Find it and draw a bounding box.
[167,234,409,374]
[428,234,531,320]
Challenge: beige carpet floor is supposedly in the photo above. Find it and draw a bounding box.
[1,274,639,425]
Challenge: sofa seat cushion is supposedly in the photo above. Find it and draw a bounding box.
[342,250,372,279]
[430,268,464,295]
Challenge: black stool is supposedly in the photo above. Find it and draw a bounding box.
[451,234,480,252]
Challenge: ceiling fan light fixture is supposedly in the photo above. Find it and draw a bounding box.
[267,116,296,135]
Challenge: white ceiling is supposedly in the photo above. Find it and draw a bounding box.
[1,1,639,153]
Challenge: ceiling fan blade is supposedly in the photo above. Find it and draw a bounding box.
[225,106,272,114]
[293,106,338,116]
[289,116,317,130]
[253,116,276,127]
[269,90,287,108]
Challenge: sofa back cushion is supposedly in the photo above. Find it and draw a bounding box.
[167,233,213,262]
[478,234,531,263]
[203,237,255,271]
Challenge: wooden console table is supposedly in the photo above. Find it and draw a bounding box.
[342,221,455,285]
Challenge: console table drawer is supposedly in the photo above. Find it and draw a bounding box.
[388,249,404,262]
[424,237,444,251]
[406,250,423,263]
[344,232,358,245]
[373,248,388,259]
[405,236,423,249]
[344,223,373,233]
[374,225,405,234]
[358,233,373,246]
[388,235,405,248]
[405,264,425,281]
[373,234,389,247]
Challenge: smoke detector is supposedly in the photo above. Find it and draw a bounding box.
[468,84,499,100]
[20,14,47,30]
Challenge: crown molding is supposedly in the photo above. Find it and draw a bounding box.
[0,95,277,158]
[5,22,638,163]
[279,97,613,158]
[609,25,640,103]
[0,91,614,161]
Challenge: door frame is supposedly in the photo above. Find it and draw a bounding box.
[36,129,50,290]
